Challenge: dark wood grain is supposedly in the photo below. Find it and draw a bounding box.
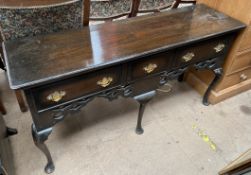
[4,4,245,90]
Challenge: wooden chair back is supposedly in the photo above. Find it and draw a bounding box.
[0,0,90,41]
[90,0,133,21]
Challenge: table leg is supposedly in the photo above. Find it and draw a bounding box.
[31,124,55,174]
[203,67,223,106]
[0,99,6,115]
[134,91,156,135]
[15,90,28,112]
[177,72,185,82]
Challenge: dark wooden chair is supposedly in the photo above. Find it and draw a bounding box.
[0,0,90,112]
[137,0,176,14]
[89,0,196,22]
[129,0,196,17]
[90,0,133,21]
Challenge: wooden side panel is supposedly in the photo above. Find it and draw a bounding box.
[215,0,251,24]
[239,25,251,51]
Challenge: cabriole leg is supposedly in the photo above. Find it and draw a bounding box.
[203,68,223,106]
[31,124,55,174]
[134,91,156,135]
[177,72,185,82]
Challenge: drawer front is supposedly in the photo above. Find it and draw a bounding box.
[239,25,251,51]
[130,75,162,97]
[129,52,173,81]
[230,50,251,73]
[174,36,231,68]
[32,66,122,110]
[216,68,251,91]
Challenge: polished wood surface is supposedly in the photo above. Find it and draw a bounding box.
[4,4,245,90]
[187,0,251,104]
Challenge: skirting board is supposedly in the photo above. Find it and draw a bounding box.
[186,72,251,104]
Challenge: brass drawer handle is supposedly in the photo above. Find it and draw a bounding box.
[240,74,248,81]
[47,91,66,102]
[182,52,195,62]
[214,43,225,53]
[97,77,113,88]
[143,63,158,74]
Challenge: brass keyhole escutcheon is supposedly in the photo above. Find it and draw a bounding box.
[47,91,66,102]
[97,77,113,88]
[143,63,158,74]
[182,52,195,62]
[214,43,225,53]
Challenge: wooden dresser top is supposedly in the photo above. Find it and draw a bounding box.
[4,4,245,89]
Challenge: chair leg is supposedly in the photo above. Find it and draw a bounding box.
[0,98,6,115]
[0,59,5,71]
[172,0,181,8]
[15,90,28,112]
[83,0,90,26]
[129,0,141,17]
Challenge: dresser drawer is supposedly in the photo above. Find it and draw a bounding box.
[130,75,162,97]
[174,36,231,68]
[216,68,251,91]
[230,49,251,73]
[128,52,174,81]
[32,66,122,110]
